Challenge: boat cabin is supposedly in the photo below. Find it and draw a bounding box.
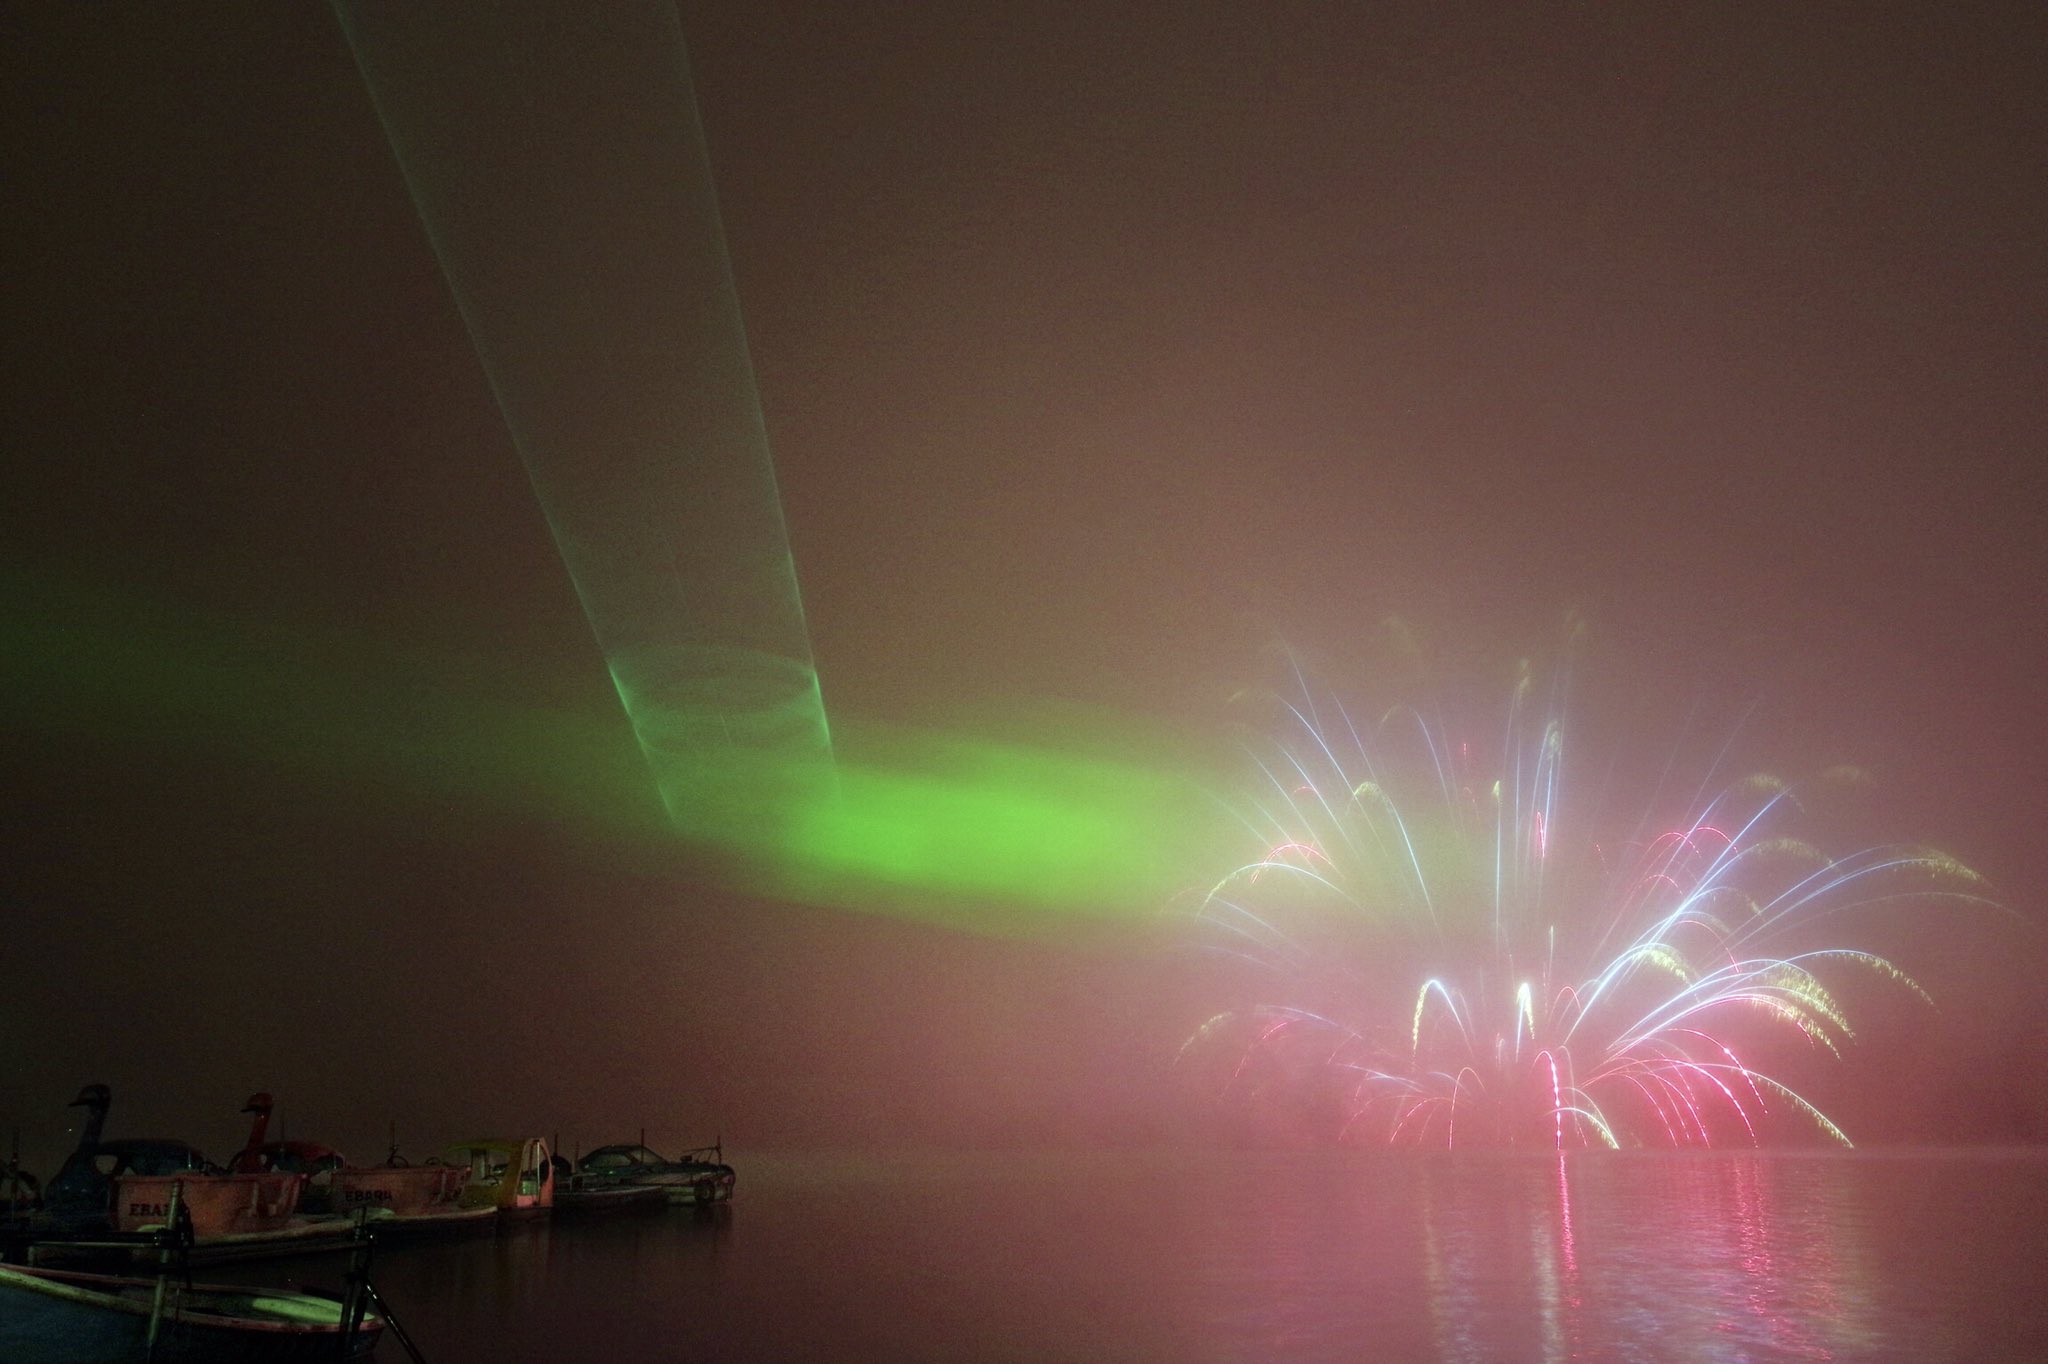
[577,1144,669,1175]
[446,1137,554,1217]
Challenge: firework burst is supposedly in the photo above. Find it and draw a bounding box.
[1178,656,1991,1148]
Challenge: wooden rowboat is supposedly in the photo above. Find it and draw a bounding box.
[0,1261,383,1363]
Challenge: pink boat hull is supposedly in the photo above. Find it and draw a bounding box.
[113,1173,303,1238]
[330,1165,469,1218]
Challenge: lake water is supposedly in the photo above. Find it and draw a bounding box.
[244,1147,2048,1361]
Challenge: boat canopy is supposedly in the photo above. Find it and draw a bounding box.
[579,1145,669,1170]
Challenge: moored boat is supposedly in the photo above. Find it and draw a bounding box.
[101,1171,358,1265]
[0,1261,383,1362]
[576,1141,737,1206]
[245,1115,497,1236]
[39,1086,211,1238]
[447,1137,555,1219]
[226,1093,344,1213]
[330,1163,462,1215]
[112,1170,302,1238]
[34,1086,354,1265]
[550,1154,669,1215]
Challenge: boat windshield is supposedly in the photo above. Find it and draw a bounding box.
[585,1146,664,1169]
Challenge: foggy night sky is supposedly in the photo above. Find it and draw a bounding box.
[4,3,2045,1167]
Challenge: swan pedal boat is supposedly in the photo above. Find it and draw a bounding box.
[235,1092,492,1235]
[38,1087,355,1265]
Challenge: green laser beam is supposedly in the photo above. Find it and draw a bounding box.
[3,566,1225,931]
[333,0,832,834]
[326,2,1236,928]
[686,708,1226,929]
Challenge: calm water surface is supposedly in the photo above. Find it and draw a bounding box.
[251,1148,2048,1362]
